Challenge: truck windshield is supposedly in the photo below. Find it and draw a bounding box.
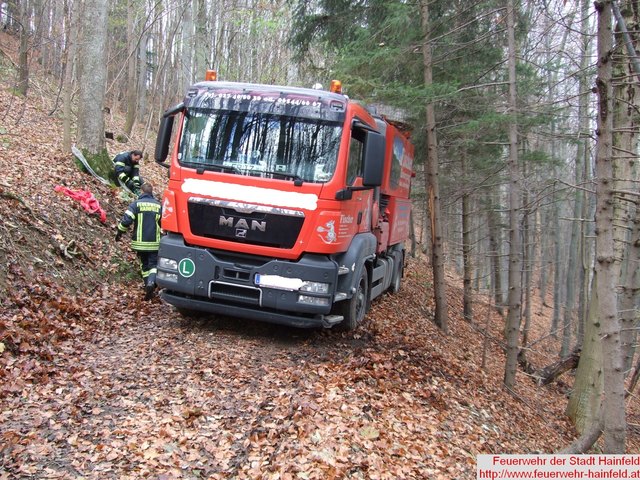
[178,109,342,183]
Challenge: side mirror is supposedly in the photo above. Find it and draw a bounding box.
[155,116,174,165]
[155,103,185,166]
[362,131,385,187]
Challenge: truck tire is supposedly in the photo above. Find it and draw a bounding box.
[390,259,403,294]
[337,269,368,331]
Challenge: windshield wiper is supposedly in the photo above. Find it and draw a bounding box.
[211,164,240,174]
[260,170,304,185]
[188,162,239,174]
[183,160,241,175]
[260,170,304,187]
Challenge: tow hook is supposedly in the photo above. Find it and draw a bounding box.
[321,314,344,328]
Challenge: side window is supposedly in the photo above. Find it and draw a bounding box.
[347,129,365,186]
[391,137,403,188]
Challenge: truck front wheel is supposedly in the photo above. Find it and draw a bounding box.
[337,269,368,331]
[390,259,403,294]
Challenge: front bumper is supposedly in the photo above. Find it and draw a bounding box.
[156,233,342,328]
[160,290,343,328]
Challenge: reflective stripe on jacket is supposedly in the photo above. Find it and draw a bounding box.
[117,193,161,251]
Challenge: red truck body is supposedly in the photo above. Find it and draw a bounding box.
[155,75,413,329]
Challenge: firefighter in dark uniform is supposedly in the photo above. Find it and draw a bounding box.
[115,182,162,300]
[113,150,143,194]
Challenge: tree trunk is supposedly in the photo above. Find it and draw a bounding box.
[576,0,593,350]
[487,196,504,315]
[537,349,581,386]
[143,3,183,146]
[562,24,586,351]
[214,1,226,71]
[621,201,640,372]
[592,0,626,453]
[421,175,431,257]
[194,0,209,76]
[37,0,51,73]
[462,152,472,322]
[612,0,640,375]
[409,208,417,258]
[420,0,448,333]
[562,192,582,356]
[50,0,61,76]
[559,417,604,454]
[124,0,137,136]
[629,352,640,395]
[180,1,194,93]
[5,1,18,32]
[62,0,77,153]
[538,207,551,305]
[17,0,29,96]
[503,0,523,389]
[567,277,604,433]
[137,23,148,124]
[521,190,532,350]
[551,197,563,337]
[76,0,110,170]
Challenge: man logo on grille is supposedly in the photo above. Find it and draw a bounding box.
[219,216,266,232]
[235,229,247,238]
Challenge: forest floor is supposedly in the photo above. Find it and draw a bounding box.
[0,32,638,479]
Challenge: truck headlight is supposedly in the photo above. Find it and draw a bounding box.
[157,271,178,283]
[299,281,330,294]
[298,295,330,306]
[159,257,178,271]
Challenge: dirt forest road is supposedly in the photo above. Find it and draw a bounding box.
[2,298,364,479]
[1,264,577,480]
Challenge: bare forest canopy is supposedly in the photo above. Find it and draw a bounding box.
[0,0,639,467]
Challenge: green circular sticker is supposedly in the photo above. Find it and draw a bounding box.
[178,258,195,278]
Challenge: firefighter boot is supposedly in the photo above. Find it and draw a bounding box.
[144,280,156,301]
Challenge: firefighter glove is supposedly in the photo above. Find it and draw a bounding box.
[115,230,123,241]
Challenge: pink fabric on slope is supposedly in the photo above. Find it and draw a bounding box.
[54,185,107,223]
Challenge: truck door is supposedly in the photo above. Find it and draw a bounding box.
[346,128,374,233]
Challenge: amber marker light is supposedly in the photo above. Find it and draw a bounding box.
[205,70,217,81]
[330,80,342,93]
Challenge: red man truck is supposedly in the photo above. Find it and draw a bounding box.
[154,72,413,330]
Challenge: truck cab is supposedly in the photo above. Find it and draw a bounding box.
[155,74,413,329]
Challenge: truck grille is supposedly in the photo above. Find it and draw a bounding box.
[209,282,261,305]
[188,198,305,249]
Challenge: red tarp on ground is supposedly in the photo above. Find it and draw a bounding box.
[54,186,107,223]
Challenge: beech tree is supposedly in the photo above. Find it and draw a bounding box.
[588,0,625,453]
[62,0,78,152]
[76,0,110,172]
[565,0,600,435]
[611,0,640,377]
[502,0,523,389]
[123,0,138,136]
[566,0,634,453]
[16,0,29,96]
